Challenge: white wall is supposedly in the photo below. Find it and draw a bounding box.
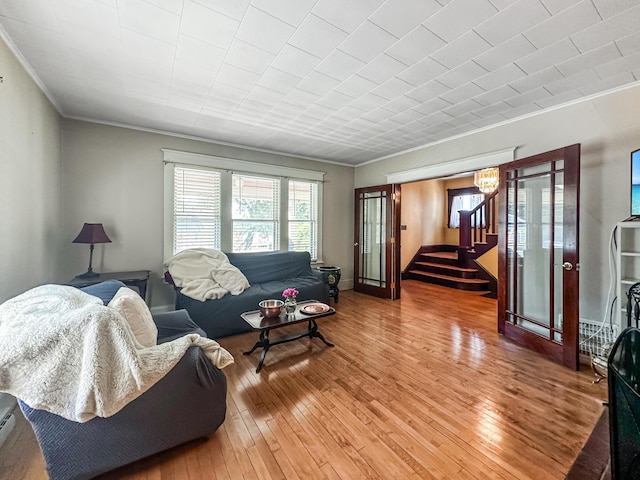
[356,83,640,326]
[0,36,61,302]
[60,120,355,308]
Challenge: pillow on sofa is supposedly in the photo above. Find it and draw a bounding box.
[108,287,157,348]
[80,280,126,304]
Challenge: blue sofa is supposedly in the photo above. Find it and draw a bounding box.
[170,251,330,339]
[19,281,228,480]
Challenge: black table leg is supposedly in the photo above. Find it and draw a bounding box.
[309,319,334,347]
[243,330,271,373]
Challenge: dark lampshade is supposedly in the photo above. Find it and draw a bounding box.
[72,223,112,245]
[73,223,112,278]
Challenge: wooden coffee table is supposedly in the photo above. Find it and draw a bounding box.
[241,300,335,372]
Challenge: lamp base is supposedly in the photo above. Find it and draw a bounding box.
[75,270,100,279]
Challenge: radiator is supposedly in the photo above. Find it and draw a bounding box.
[579,319,620,356]
[0,413,15,448]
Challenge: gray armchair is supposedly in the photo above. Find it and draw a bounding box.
[19,303,228,480]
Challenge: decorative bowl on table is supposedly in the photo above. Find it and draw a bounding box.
[259,299,284,318]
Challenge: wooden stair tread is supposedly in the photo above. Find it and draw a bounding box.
[415,261,477,273]
[409,270,489,284]
[421,252,458,260]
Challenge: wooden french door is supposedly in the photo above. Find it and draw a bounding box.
[498,144,580,370]
[353,184,401,299]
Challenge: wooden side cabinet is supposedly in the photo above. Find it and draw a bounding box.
[67,270,151,302]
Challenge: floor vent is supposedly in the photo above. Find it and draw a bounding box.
[0,414,16,448]
[579,320,620,356]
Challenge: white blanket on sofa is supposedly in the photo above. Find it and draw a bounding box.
[165,248,250,302]
[0,285,234,423]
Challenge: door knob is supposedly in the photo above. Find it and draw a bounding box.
[562,262,573,271]
[354,242,359,247]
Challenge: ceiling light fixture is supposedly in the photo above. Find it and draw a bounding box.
[474,167,499,194]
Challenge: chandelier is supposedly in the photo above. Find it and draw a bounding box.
[474,167,499,193]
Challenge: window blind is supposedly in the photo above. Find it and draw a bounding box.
[173,166,221,254]
[232,174,280,252]
[288,180,318,259]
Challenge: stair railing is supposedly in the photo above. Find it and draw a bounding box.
[458,189,498,257]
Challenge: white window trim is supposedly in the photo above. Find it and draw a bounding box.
[163,149,325,263]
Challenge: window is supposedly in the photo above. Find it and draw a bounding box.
[164,150,324,261]
[232,174,280,252]
[447,187,484,228]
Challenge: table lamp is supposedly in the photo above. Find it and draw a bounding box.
[73,223,112,278]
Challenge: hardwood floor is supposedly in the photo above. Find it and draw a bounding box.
[0,280,607,479]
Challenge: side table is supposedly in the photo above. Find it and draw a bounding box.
[67,270,151,302]
[315,266,341,303]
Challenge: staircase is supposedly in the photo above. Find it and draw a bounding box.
[404,189,499,296]
[405,246,492,294]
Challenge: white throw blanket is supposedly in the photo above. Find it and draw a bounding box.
[0,285,234,423]
[165,248,250,302]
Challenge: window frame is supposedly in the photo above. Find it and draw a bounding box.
[447,186,483,228]
[163,149,324,262]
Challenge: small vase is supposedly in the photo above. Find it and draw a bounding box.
[284,297,297,314]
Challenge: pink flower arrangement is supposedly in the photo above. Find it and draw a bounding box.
[282,288,299,300]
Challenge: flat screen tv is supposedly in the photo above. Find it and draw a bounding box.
[633,149,640,216]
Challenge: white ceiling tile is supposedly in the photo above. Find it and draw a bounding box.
[412,97,452,115]
[386,26,445,66]
[145,0,184,15]
[338,21,397,63]
[423,0,497,42]
[168,76,210,103]
[251,0,316,26]
[0,0,59,29]
[175,34,226,71]
[198,0,251,21]
[591,0,637,19]
[180,1,239,49]
[440,82,485,104]
[472,101,513,118]
[504,86,551,107]
[538,0,581,15]
[556,43,621,78]
[349,93,388,112]
[361,108,393,123]
[225,40,275,75]
[216,63,260,91]
[56,0,119,35]
[389,109,424,124]
[271,45,322,78]
[445,111,481,127]
[472,84,520,106]
[171,60,216,91]
[476,0,550,46]
[315,50,366,82]
[578,71,635,96]
[507,66,564,93]
[283,88,320,107]
[369,0,442,37]
[380,95,421,113]
[335,75,379,98]
[572,5,640,52]
[208,82,252,103]
[236,6,295,54]
[523,1,600,50]
[405,80,450,102]
[396,57,449,87]
[596,51,640,80]
[257,68,302,94]
[117,0,180,44]
[245,85,286,105]
[297,71,341,96]
[536,89,583,108]
[372,77,415,100]
[488,0,520,9]
[121,29,176,66]
[545,69,601,95]
[516,39,580,75]
[473,61,529,90]
[312,0,384,32]
[474,35,537,72]
[431,31,492,70]
[289,14,349,58]
[617,31,640,56]
[436,61,488,88]
[357,54,408,84]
